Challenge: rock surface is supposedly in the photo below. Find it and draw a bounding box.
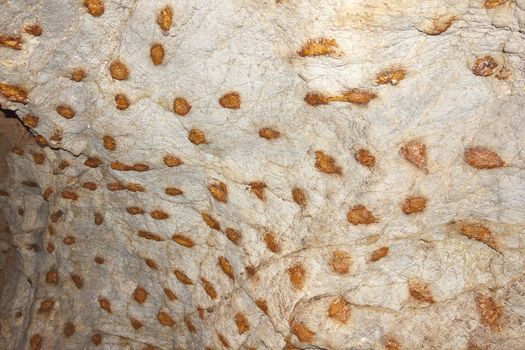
[1,0,525,349]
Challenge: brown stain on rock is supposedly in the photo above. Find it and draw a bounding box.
[354,149,376,167]
[476,294,503,331]
[259,127,280,139]
[484,0,507,9]
[225,228,242,245]
[400,140,427,171]
[219,92,241,109]
[133,287,148,304]
[109,60,129,80]
[173,97,191,116]
[291,322,315,343]
[315,150,342,174]
[188,128,207,145]
[157,311,175,327]
[472,56,498,77]
[115,94,129,110]
[305,89,377,106]
[288,263,305,290]
[402,196,427,215]
[172,233,195,248]
[376,68,406,85]
[201,278,218,299]
[150,43,164,65]
[84,0,105,16]
[157,6,173,32]
[218,256,235,280]
[264,232,281,253]
[201,212,220,230]
[235,312,250,334]
[249,181,266,200]
[408,280,435,303]
[208,182,228,203]
[464,147,504,169]
[174,269,193,285]
[298,38,338,57]
[0,35,22,50]
[460,223,498,251]
[328,296,351,323]
[347,205,377,225]
[370,246,389,262]
[331,250,350,274]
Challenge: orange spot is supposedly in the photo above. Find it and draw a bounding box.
[217,333,231,348]
[38,298,55,313]
[70,274,84,289]
[259,127,280,139]
[400,140,427,170]
[61,191,79,200]
[383,336,401,350]
[219,92,241,109]
[107,182,125,191]
[173,97,191,116]
[408,280,435,303]
[288,263,305,290]
[0,34,22,50]
[130,318,143,330]
[163,154,183,167]
[249,181,266,200]
[376,68,406,85]
[157,6,173,32]
[56,105,75,119]
[291,187,307,207]
[150,209,169,220]
[133,287,148,304]
[98,297,111,313]
[218,256,235,280]
[32,152,45,165]
[331,250,350,274]
[103,135,116,150]
[460,224,498,250]
[476,294,503,331]
[185,317,197,333]
[291,322,315,342]
[22,115,39,128]
[126,206,145,215]
[464,147,504,169]
[91,333,102,346]
[115,93,129,110]
[354,149,376,167]
[188,128,207,145]
[264,232,281,253]
[109,60,129,80]
[94,212,104,225]
[370,246,389,262]
[484,0,507,9]
[29,335,42,350]
[84,157,101,168]
[347,205,377,225]
[165,187,183,196]
[328,296,351,323]
[201,212,221,230]
[201,278,218,299]
[234,312,250,334]
[157,311,175,327]
[298,38,338,57]
[126,183,145,192]
[208,181,228,203]
[224,228,242,245]
[304,93,329,106]
[164,288,177,301]
[401,196,427,215]
[94,256,105,264]
[84,0,105,16]
[174,269,193,285]
[145,258,159,270]
[63,236,76,245]
[150,43,165,65]
[472,55,498,77]
[256,299,268,314]
[137,230,164,241]
[172,233,195,248]
[315,150,342,174]
[71,68,87,82]
[81,182,97,191]
[63,322,75,337]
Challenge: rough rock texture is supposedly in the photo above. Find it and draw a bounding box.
[1,1,525,349]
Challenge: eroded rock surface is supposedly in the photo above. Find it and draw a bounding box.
[1,0,525,349]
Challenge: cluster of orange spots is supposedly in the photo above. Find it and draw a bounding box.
[224,227,242,245]
[150,43,165,65]
[249,181,266,200]
[402,196,427,215]
[408,280,435,303]
[98,297,112,313]
[84,156,101,168]
[111,161,150,172]
[71,68,87,82]
[354,148,376,167]
[172,233,195,247]
[291,322,315,343]
[157,6,173,32]
[476,294,503,331]
[0,83,28,103]
[208,181,228,202]
[172,97,191,116]
[464,146,504,169]
[32,152,45,165]
[174,269,193,285]
[0,34,22,50]
[383,336,401,350]
[22,115,39,128]
[347,205,377,225]
[219,92,241,109]
[188,128,207,145]
[24,23,42,36]
[472,55,498,77]
[158,311,175,327]
[370,246,389,262]
[61,190,79,200]
[263,231,281,253]
[298,38,338,57]
[314,150,342,174]
[218,256,235,280]
[109,60,129,80]
[484,0,507,9]
[70,273,84,289]
[138,230,164,241]
[288,263,305,290]
[56,104,75,119]
[328,296,351,323]
[460,223,498,250]
[133,286,148,304]
[84,0,105,16]
[330,250,350,274]
[114,93,130,110]
[305,89,377,107]
[201,212,221,230]
[201,278,218,299]
[376,68,406,85]
[400,140,427,171]
[92,333,102,346]
[38,298,55,313]
[234,312,250,334]
[259,127,280,139]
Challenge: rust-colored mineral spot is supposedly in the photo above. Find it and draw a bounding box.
[164,287,177,301]
[12,147,24,156]
[315,150,342,174]
[172,233,195,248]
[0,34,22,50]
[234,312,250,334]
[63,236,76,245]
[98,297,112,313]
[84,157,101,168]
[127,206,145,215]
[484,0,507,9]
[259,127,280,139]
[107,182,125,191]
[201,278,218,299]
[256,299,268,314]
[32,152,45,165]
[94,256,104,264]
[219,92,241,109]
[424,15,456,35]
[103,135,116,150]
[46,243,55,253]
[22,115,39,128]
[476,294,503,331]
[347,205,377,225]
[224,227,241,245]
[472,55,498,77]
[130,317,143,330]
[157,311,175,327]
[145,258,159,270]
[173,97,191,116]
[46,269,59,284]
[92,333,102,346]
[370,246,389,262]
[208,181,228,203]
[217,333,231,348]
[29,334,42,350]
[354,148,376,167]
[109,60,129,80]
[188,128,207,145]
[126,183,145,192]
[376,68,406,85]
[305,90,377,106]
[165,187,183,196]
[464,146,504,169]
[249,181,266,200]
[304,93,329,106]
[218,256,235,280]
[185,317,197,333]
[408,280,435,303]
[291,187,307,207]
[383,336,401,350]
[151,209,169,220]
[150,43,165,65]
[288,263,306,290]
[157,6,173,32]
[298,38,338,57]
[84,0,105,16]
[460,224,498,250]
[115,93,130,110]
[35,134,48,146]
[174,269,193,285]
[291,322,315,343]
[201,212,221,230]
[402,196,427,215]
[56,105,75,119]
[38,298,55,313]
[138,230,164,241]
[331,250,350,274]
[70,274,84,289]
[400,140,427,170]
[328,296,351,323]
[264,232,281,253]
[63,321,75,337]
[71,68,87,82]
[133,286,148,304]
[163,154,183,167]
